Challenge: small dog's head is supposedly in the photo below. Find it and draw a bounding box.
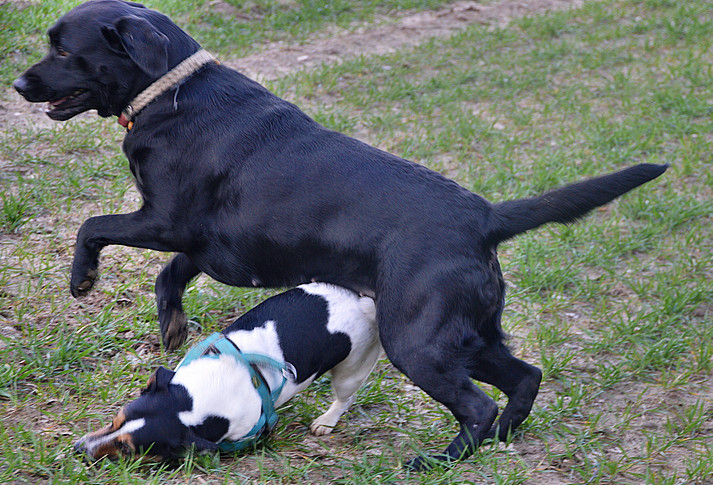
[13,0,199,120]
[75,366,222,461]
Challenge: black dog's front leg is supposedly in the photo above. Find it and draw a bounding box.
[71,211,183,297]
[155,253,201,350]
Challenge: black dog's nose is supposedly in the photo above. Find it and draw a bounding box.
[13,76,28,96]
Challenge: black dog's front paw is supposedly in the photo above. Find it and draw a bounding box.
[70,266,99,298]
[155,254,200,351]
[159,306,188,351]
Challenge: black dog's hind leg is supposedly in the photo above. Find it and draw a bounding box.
[377,300,499,470]
[469,342,542,441]
[155,253,201,350]
[388,348,498,470]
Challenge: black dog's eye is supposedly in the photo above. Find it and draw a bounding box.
[56,46,70,57]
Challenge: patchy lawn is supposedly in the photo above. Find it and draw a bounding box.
[1,0,711,483]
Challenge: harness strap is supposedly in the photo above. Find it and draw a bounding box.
[176,332,295,451]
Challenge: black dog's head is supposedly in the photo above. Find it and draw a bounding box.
[13,0,200,120]
[74,366,223,461]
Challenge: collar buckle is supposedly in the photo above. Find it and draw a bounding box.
[116,49,216,131]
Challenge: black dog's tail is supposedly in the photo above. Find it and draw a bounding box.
[486,163,668,245]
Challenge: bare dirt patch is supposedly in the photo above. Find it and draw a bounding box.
[1,0,584,131]
[225,0,584,81]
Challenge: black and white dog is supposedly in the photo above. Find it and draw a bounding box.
[74,283,380,460]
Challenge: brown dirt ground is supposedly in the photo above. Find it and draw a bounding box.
[1,0,583,128]
[224,0,584,81]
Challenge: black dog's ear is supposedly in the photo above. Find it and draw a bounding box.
[185,429,220,452]
[102,15,168,77]
[142,366,175,394]
[101,24,125,55]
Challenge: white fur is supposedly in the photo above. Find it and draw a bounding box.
[172,354,263,442]
[223,320,309,408]
[172,283,380,442]
[81,418,146,456]
[295,283,381,435]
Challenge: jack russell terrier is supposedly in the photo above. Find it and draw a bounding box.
[75,283,380,460]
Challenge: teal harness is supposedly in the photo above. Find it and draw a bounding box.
[176,332,295,452]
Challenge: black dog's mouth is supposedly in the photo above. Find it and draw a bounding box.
[46,89,92,120]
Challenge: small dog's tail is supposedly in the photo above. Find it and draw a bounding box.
[486,163,668,245]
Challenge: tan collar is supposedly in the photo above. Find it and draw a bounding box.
[118,49,217,130]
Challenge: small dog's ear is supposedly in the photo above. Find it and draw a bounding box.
[185,429,220,452]
[102,15,169,77]
[143,366,175,394]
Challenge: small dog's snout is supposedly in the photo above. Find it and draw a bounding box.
[73,436,87,454]
[74,436,100,463]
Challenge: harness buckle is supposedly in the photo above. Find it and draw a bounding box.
[282,362,297,382]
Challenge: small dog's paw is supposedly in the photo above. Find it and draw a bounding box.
[161,308,188,351]
[309,416,337,436]
[70,268,98,298]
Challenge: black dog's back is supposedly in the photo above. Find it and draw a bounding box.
[487,163,668,245]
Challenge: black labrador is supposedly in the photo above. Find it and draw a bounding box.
[14,0,667,468]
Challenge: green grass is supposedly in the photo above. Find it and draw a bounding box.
[0,0,450,86]
[2,0,712,483]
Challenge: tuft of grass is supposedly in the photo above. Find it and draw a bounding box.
[0,187,32,232]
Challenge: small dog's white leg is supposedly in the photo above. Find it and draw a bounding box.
[309,336,382,436]
[310,395,356,436]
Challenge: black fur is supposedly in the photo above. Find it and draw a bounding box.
[488,163,668,244]
[223,288,352,384]
[125,378,204,457]
[15,0,667,468]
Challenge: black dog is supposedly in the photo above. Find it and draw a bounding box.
[14,0,667,468]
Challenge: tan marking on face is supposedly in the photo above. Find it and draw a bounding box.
[145,373,157,391]
[111,408,126,430]
[92,440,122,460]
[116,432,135,452]
[88,431,136,460]
[80,408,141,460]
